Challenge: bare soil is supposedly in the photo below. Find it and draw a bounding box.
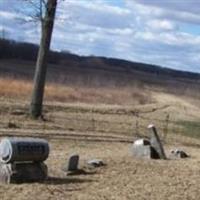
[0,140,200,200]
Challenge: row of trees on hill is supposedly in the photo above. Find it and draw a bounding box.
[0,38,79,64]
[0,39,38,61]
[1,38,200,82]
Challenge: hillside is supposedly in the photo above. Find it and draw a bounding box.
[1,39,200,81]
[0,38,200,140]
[1,39,200,199]
[0,39,200,103]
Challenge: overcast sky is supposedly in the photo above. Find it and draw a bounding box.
[0,0,200,73]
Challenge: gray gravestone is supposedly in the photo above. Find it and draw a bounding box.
[0,137,49,184]
[0,137,49,163]
[148,124,167,160]
[132,139,160,159]
[67,154,79,171]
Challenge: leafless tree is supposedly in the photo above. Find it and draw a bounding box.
[30,0,58,118]
[19,0,58,118]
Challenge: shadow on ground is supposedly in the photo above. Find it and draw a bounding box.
[45,176,95,185]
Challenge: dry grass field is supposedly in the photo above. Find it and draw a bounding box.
[0,76,153,105]
[1,44,200,200]
[0,74,200,199]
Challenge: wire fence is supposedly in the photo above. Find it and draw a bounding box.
[48,111,190,142]
[1,103,200,145]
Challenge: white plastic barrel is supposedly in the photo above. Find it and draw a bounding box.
[0,137,49,163]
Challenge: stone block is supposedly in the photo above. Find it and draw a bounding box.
[132,144,160,159]
[0,162,48,184]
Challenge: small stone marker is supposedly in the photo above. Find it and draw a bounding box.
[148,124,167,160]
[67,154,79,171]
[132,139,160,159]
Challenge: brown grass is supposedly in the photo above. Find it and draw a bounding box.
[0,77,153,105]
[0,77,33,98]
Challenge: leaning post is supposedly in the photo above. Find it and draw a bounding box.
[148,124,167,160]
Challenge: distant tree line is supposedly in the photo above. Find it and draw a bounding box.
[0,38,60,63]
[0,39,37,61]
[0,38,200,81]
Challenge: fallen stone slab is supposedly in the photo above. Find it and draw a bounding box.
[169,149,189,159]
[87,159,106,167]
[0,162,48,184]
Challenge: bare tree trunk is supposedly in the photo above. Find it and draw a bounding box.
[30,0,57,118]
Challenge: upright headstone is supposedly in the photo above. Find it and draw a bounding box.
[148,124,167,160]
[67,154,79,171]
[131,139,160,159]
